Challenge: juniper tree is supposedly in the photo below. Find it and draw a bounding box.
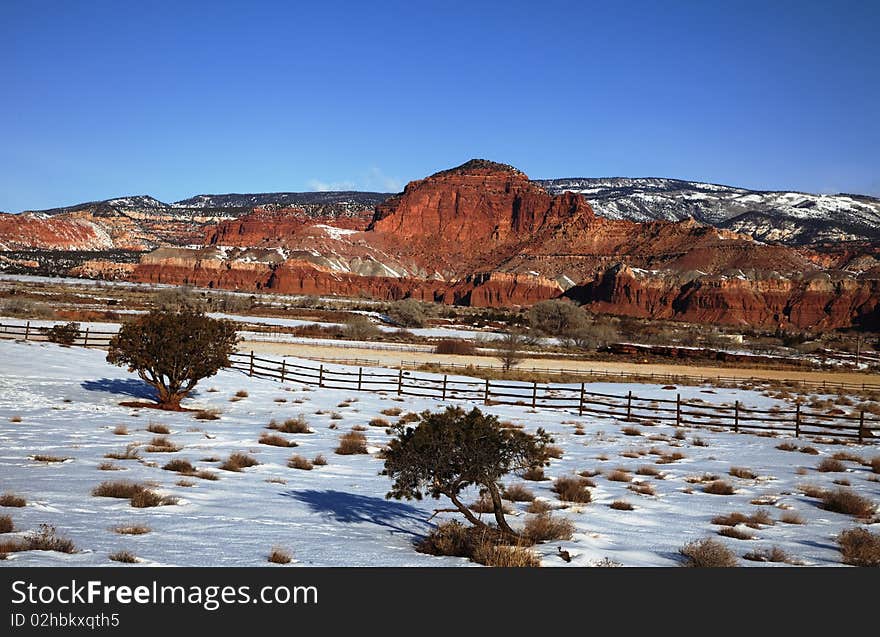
[106,309,238,410]
[383,406,552,537]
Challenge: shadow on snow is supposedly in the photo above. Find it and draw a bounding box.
[81,378,158,401]
[283,489,431,538]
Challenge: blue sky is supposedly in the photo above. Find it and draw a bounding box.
[1,0,878,211]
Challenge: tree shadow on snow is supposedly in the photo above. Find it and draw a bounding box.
[283,489,431,538]
[81,378,158,401]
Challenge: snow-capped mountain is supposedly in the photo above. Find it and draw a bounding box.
[536,178,880,244]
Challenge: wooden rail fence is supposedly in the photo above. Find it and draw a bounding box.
[229,351,879,444]
[2,320,879,439]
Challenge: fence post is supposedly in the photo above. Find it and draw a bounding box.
[626,390,632,420]
[319,364,324,388]
[859,411,865,444]
[24,321,31,341]
[579,383,585,417]
[795,403,801,438]
[83,327,90,347]
[442,375,447,401]
[676,394,681,427]
[483,378,490,405]
[734,401,739,433]
[357,367,363,392]
[397,368,403,395]
[280,359,286,383]
[532,381,537,409]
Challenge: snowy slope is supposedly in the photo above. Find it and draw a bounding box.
[537,177,880,245]
[0,340,877,567]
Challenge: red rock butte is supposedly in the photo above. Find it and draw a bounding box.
[10,158,880,329]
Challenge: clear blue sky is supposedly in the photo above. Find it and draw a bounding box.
[1,0,878,211]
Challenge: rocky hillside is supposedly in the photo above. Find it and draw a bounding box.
[127,160,880,329]
[537,177,880,245]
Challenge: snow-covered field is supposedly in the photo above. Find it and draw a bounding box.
[0,340,877,567]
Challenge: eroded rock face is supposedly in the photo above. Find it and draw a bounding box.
[567,264,880,330]
[0,213,115,251]
[368,160,597,275]
[76,159,880,328]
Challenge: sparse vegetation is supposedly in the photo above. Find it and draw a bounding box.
[821,488,875,518]
[335,431,368,455]
[679,538,738,567]
[109,550,138,563]
[287,455,314,470]
[522,514,574,542]
[268,547,292,564]
[0,493,26,507]
[729,467,757,479]
[552,476,592,504]
[703,480,735,495]
[610,500,634,511]
[268,416,313,434]
[259,433,296,448]
[817,458,847,472]
[837,528,880,566]
[219,453,260,472]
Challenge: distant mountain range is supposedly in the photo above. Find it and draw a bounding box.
[10,178,880,248]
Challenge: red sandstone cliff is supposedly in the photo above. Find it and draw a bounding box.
[121,159,880,329]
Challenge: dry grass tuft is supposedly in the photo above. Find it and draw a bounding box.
[816,457,847,472]
[369,417,390,428]
[729,466,757,479]
[821,488,875,518]
[552,476,592,503]
[502,484,535,502]
[743,547,797,564]
[32,454,70,463]
[312,454,327,466]
[109,550,138,563]
[621,426,641,436]
[287,455,314,471]
[628,482,656,496]
[780,511,805,525]
[837,528,880,566]
[130,490,177,508]
[162,458,195,474]
[521,466,547,481]
[609,500,634,511]
[380,407,403,417]
[92,481,145,499]
[526,500,554,514]
[112,524,150,535]
[335,431,368,455]
[0,493,26,508]
[522,514,574,542]
[268,416,313,434]
[776,442,798,451]
[268,547,292,564]
[798,446,820,455]
[0,515,13,534]
[472,541,540,567]
[606,469,632,483]
[219,453,260,472]
[146,423,170,434]
[679,538,738,567]
[25,524,77,553]
[97,461,121,471]
[703,480,735,495]
[636,465,662,478]
[711,510,773,528]
[105,444,140,460]
[145,436,181,453]
[113,425,128,435]
[235,390,249,398]
[259,433,296,448]
[193,408,221,421]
